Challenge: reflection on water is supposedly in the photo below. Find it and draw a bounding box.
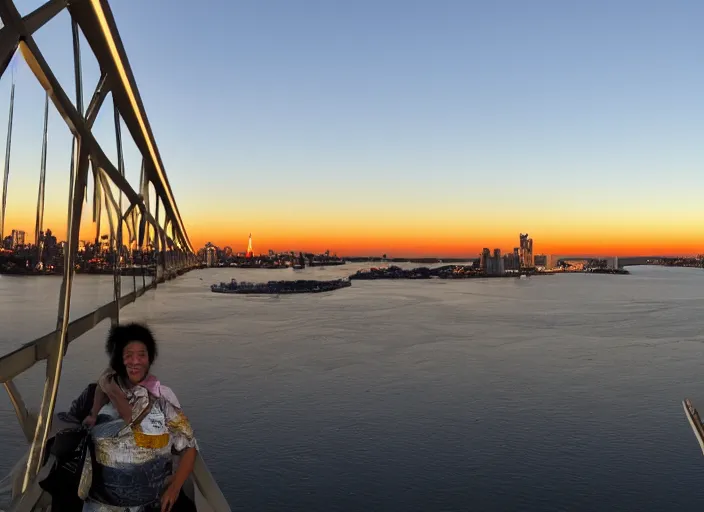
[2,265,704,510]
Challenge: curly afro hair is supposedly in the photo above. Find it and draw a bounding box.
[106,322,158,379]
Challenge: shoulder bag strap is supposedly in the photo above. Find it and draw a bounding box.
[128,392,158,429]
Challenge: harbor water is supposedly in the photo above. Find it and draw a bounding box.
[1,264,704,510]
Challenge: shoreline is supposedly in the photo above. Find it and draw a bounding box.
[349,265,630,281]
[0,264,640,279]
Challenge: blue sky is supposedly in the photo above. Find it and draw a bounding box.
[1,0,704,254]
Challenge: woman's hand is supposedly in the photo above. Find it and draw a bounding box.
[82,414,96,427]
[160,482,181,512]
[161,447,196,511]
[102,378,121,398]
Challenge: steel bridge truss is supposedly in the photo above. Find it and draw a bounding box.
[0,0,199,507]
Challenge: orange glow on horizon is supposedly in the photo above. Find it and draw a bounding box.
[186,230,704,258]
[180,212,704,257]
[3,210,703,259]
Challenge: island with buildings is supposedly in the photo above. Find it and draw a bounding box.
[470,233,629,275]
[211,278,352,295]
[350,233,629,279]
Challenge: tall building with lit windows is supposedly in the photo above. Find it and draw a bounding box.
[481,248,505,276]
[519,233,533,268]
[480,248,490,270]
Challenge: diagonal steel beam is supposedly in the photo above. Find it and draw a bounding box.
[22,0,67,35]
[0,0,68,80]
[16,38,142,206]
[3,380,36,442]
[96,167,117,239]
[85,72,109,128]
[0,23,18,78]
[23,139,90,489]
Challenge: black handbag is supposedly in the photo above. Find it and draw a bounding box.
[38,427,90,512]
[58,383,97,424]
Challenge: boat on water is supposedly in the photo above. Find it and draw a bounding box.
[211,278,351,294]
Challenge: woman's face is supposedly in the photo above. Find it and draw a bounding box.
[123,341,150,384]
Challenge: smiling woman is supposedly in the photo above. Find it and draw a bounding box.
[82,323,199,512]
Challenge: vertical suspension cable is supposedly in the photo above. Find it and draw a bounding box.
[113,99,124,324]
[93,169,102,246]
[67,18,84,236]
[140,162,149,289]
[0,65,15,243]
[35,92,49,261]
[154,197,160,286]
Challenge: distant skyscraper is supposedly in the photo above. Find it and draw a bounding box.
[548,254,559,269]
[519,233,533,268]
[492,248,505,275]
[11,229,25,248]
[480,248,490,270]
[502,247,521,271]
[44,229,57,248]
[246,233,253,259]
[482,248,505,276]
[206,246,216,267]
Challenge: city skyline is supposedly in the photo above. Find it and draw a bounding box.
[1,0,704,257]
[2,223,699,260]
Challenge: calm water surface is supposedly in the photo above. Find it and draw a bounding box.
[2,265,704,510]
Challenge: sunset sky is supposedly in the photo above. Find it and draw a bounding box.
[1,0,703,257]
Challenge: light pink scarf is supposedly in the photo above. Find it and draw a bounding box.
[138,374,181,408]
[139,374,161,396]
